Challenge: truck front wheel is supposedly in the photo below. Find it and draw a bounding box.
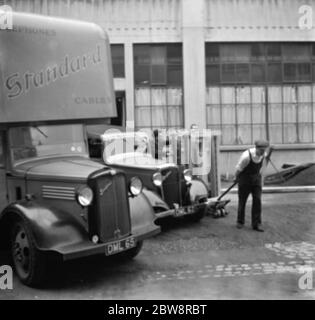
[10,219,47,287]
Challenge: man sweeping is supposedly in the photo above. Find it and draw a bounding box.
[234,140,273,232]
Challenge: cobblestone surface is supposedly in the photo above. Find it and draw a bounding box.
[144,241,315,282]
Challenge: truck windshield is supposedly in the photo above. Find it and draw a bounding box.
[104,133,150,156]
[9,124,88,164]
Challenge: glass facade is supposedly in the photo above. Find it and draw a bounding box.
[206,43,315,145]
[134,44,184,130]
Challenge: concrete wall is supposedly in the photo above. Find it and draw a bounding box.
[205,0,315,42]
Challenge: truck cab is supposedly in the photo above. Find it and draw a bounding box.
[88,128,214,222]
[0,12,159,287]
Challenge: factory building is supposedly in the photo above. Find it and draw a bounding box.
[4,0,315,176]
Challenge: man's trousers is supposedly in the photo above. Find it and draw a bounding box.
[237,182,262,228]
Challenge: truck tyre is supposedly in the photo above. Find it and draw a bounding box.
[10,218,47,287]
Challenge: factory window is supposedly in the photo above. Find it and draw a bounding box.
[111,44,125,78]
[206,43,314,85]
[134,44,183,130]
[267,63,282,83]
[252,64,265,82]
[134,44,182,86]
[266,44,281,61]
[206,43,315,145]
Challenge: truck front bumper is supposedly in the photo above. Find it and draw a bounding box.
[50,223,160,261]
[155,202,208,219]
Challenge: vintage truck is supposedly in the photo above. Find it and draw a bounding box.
[0,12,160,286]
[88,127,220,222]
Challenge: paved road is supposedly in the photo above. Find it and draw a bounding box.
[1,192,315,300]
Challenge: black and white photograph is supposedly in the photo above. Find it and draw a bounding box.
[0,0,315,304]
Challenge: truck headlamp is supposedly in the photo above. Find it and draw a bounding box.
[152,172,163,187]
[183,169,193,182]
[129,177,143,197]
[77,186,94,207]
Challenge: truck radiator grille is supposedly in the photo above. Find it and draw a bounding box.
[161,167,181,208]
[88,171,131,243]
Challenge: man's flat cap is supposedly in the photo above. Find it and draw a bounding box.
[255,139,270,148]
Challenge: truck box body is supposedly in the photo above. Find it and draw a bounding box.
[0,12,116,125]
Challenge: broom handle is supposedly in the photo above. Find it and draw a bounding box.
[217,181,238,201]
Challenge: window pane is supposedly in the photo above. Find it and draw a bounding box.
[221,44,250,62]
[251,44,265,61]
[266,44,281,61]
[167,44,182,65]
[221,44,235,62]
[252,63,266,82]
[283,103,297,123]
[234,44,251,62]
[269,124,283,143]
[283,124,297,143]
[238,125,252,144]
[267,63,282,82]
[167,106,183,127]
[252,104,266,123]
[282,44,310,61]
[111,44,125,78]
[237,104,251,124]
[134,45,150,64]
[152,106,167,126]
[252,124,267,142]
[206,65,220,84]
[284,63,297,82]
[207,105,221,125]
[235,64,250,82]
[222,105,236,124]
[135,65,150,85]
[168,65,183,86]
[268,104,282,123]
[221,125,236,145]
[151,65,167,85]
[135,107,152,127]
[299,123,313,143]
[206,44,220,63]
[221,64,235,83]
[297,63,311,81]
[151,46,166,65]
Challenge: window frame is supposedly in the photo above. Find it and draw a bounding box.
[134,43,183,87]
[206,42,314,86]
[110,44,125,78]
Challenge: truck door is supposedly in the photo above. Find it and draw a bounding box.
[110,92,126,127]
[0,131,8,212]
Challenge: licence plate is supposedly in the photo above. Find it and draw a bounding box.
[105,236,136,256]
[175,206,194,217]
